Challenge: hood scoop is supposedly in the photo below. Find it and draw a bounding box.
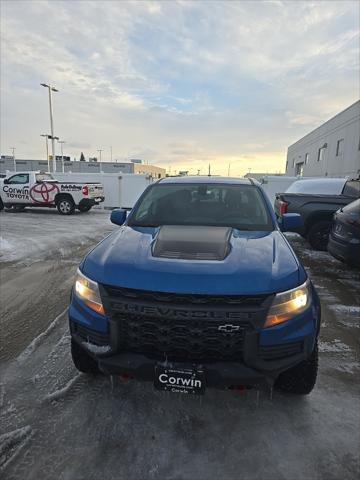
[152,225,232,261]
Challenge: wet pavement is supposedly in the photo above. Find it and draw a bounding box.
[0,213,359,480]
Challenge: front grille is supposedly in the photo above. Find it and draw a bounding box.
[101,285,270,363]
[116,313,251,362]
[71,322,109,346]
[258,342,303,361]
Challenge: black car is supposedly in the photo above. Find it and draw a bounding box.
[328,199,360,267]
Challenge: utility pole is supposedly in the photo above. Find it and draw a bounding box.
[10,147,16,171]
[110,146,113,163]
[228,163,231,177]
[40,135,50,171]
[208,163,211,176]
[58,140,66,173]
[197,169,201,175]
[40,83,58,173]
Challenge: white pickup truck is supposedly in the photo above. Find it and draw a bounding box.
[0,171,105,215]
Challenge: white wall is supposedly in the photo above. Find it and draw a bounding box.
[259,176,299,205]
[286,101,360,178]
[54,172,153,209]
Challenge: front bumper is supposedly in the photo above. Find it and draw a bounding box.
[97,352,272,388]
[69,295,319,389]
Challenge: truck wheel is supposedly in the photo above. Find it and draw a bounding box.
[275,341,318,395]
[0,198,3,211]
[71,340,99,374]
[56,196,75,215]
[78,205,92,213]
[307,221,331,251]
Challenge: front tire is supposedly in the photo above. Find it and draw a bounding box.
[56,197,75,215]
[71,340,99,374]
[0,198,4,211]
[307,221,331,251]
[275,341,318,395]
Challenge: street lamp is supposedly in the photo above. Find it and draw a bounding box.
[40,83,58,173]
[58,140,66,173]
[41,134,50,172]
[10,147,16,171]
[97,149,103,173]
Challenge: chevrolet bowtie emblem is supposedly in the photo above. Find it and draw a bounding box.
[218,324,240,333]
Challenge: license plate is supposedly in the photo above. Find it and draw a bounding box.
[154,364,205,395]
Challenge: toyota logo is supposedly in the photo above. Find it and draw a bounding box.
[218,324,240,333]
[30,182,59,204]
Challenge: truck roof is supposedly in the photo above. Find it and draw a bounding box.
[285,177,347,195]
[159,176,255,185]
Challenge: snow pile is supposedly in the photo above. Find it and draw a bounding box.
[335,362,359,374]
[81,341,111,354]
[44,373,82,402]
[0,237,15,258]
[0,425,32,470]
[0,210,115,263]
[329,304,360,315]
[17,308,68,363]
[319,339,352,353]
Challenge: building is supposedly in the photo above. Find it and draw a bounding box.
[0,157,166,178]
[285,101,360,178]
[133,163,166,179]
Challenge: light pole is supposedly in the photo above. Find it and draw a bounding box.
[58,140,66,172]
[10,147,16,171]
[110,146,113,163]
[41,134,50,171]
[40,83,58,173]
[97,149,103,173]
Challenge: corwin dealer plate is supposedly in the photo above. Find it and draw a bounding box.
[154,364,205,395]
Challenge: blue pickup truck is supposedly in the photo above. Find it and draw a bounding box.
[69,176,321,396]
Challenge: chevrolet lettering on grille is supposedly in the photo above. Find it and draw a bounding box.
[110,301,250,320]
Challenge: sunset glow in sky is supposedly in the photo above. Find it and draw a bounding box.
[1,0,359,175]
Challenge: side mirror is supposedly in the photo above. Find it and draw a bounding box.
[110,208,127,226]
[3,179,8,184]
[279,213,303,232]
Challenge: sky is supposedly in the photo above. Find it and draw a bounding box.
[1,0,359,176]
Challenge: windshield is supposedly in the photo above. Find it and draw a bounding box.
[128,183,273,231]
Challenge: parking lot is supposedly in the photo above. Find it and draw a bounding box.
[0,210,359,480]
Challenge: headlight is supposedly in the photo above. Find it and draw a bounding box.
[265,280,311,328]
[74,269,105,315]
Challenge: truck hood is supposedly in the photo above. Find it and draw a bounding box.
[82,227,305,295]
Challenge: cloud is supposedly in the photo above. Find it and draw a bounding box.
[1,0,359,175]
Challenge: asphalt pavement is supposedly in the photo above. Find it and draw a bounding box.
[0,211,359,480]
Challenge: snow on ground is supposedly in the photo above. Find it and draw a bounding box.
[0,215,359,479]
[319,339,352,353]
[0,236,13,254]
[0,209,115,263]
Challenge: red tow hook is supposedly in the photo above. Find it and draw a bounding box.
[119,373,133,383]
[231,385,247,395]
